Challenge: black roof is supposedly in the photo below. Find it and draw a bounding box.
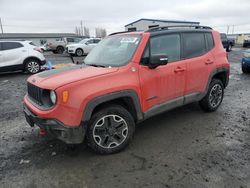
[125,18,200,27]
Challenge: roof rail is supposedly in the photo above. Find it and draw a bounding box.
[109,30,145,36]
[109,31,132,36]
[146,25,213,32]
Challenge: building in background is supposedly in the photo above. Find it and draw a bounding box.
[0,33,84,46]
[125,18,200,31]
[228,33,250,45]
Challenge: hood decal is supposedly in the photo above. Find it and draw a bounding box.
[37,65,87,78]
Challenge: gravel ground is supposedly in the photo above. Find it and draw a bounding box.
[0,49,250,188]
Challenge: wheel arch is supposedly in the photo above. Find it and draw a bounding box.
[82,90,143,123]
[23,56,41,67]
[207,68,229,91]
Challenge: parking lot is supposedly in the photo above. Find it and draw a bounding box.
[0,49,250,188]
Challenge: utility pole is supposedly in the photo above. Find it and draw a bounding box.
[226,25,230,34]
[0,17,3,34]
[80,20,83,36]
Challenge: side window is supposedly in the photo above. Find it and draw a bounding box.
[150,34,181,63]
[1,42,23,51]
[0,42,2,51]
[94,39,100,43]
[67,38,74,43]
[141,45,150,65]
[182,33,206,59]
[205,33,214,50]
[87,39,94,44]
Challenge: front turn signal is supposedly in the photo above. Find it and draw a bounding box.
[62,91,69,103]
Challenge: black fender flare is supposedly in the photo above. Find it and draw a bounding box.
[202,67,229,97]
[82,90,143,123]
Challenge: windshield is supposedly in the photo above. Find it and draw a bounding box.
[84,35,141,67]
[80,39,89,44]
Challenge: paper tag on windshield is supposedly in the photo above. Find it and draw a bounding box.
[120,37,138,43]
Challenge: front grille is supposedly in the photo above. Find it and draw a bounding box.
[27,83,43,106]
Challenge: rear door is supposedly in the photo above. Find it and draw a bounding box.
[1,42,26,68]
[183,32,216,97]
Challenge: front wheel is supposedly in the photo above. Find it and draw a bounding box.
[75,48,83,56]
[25,59,41,74]
[199,79,224,112]
[86,105,135,154]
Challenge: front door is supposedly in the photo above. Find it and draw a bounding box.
[139,33,186,112]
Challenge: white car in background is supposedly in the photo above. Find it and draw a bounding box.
[66,38,101,56]
[0,40,46,74]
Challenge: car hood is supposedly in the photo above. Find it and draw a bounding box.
[27,65,119,90]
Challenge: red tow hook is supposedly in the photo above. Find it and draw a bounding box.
[39,128,47,137]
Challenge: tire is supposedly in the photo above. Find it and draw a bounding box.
[56,46,64,54]
[242,65,249,73]
[86,105,135,154]
[75,48,83,57]
[25,59,41,74]
[199,79,224,112]
[52,50,57,54]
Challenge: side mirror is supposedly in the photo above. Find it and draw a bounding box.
[85,42,89,45]
[149,54,168,69]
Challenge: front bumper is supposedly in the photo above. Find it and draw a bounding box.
[23,104,86,144]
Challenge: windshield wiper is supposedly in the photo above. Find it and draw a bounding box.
[87,64,106,68]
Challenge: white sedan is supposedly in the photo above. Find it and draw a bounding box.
[66,38,101,56]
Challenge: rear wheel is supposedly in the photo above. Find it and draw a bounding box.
[25,59,41,74]
[56,46,64,54]
[86,105,135,154]
[199,79,224,112]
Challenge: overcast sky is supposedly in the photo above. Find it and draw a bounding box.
[0,0,250,36]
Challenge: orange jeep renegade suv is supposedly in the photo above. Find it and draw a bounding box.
[24,26,230,154]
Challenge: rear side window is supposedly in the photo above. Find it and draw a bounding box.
[205,33,214,50]
[29,42,36,46]
[67,38,74,42]
[94,39,100,43]
[1,42,23,51]
[150,34,181,62]
[182,33,206,59]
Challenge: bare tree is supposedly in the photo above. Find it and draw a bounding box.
[84,26,90,37]
[95,28,107,38]
[75,26,81,36]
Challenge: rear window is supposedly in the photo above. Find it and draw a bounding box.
[29,42,36,46]
[205,33,214,50]
[182,33,206,59]
[1,42,23,51]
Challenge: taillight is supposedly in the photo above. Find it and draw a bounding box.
[34,47,43,53]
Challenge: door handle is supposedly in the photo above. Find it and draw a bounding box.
[174,67,186,73]
[205,60,214,65]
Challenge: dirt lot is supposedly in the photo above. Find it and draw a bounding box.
[0,49,250,188]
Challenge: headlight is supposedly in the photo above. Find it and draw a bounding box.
[50,90,57,104]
